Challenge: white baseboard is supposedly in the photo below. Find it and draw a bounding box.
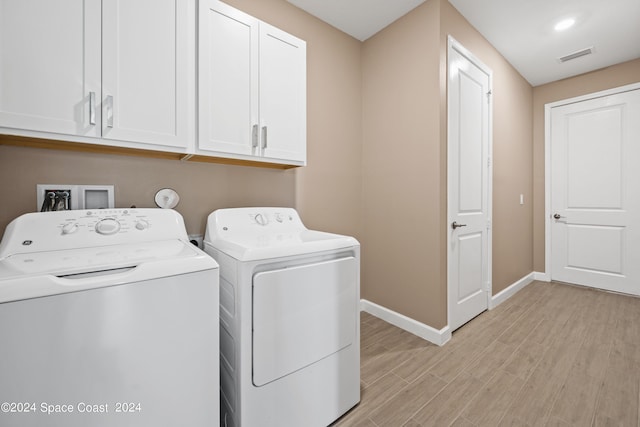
[361,271,548,346]
[533,271,550,282]
[490,272,537,309]
[360,299,451,346]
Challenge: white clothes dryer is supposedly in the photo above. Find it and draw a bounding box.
[204,207,360,427]
[0,209,219,427]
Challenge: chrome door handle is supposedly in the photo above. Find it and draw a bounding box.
[106,95,114,128]
[89,92,96,125]
[553,213,565,219]
[452,221,467,229]
[261,126,267,149]
[252,124,258,148]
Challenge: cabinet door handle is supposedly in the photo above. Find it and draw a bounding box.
[89,92,96,125]
[106,95,114,128]
[252,124,258,148]
[261,126,267,149]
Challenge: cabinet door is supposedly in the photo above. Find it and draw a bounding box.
[259,23,306,164]
[0,0,101,137]
[102,0,190,148]
[198,0,258,156]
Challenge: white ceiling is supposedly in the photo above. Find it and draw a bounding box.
[286,0,640,86]
[286,0,426,42]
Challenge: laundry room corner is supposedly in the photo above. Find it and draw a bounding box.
[221,0,365,243]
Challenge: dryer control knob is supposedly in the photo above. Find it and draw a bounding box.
[135,219,149,230]
[95,218,121,235]
[254,213,268,226]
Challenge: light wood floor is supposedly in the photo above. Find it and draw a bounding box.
[332,281,640,427]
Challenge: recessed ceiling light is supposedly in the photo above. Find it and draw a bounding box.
[554,18,576,32]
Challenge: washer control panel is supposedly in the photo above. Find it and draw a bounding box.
[57,209,151,237]
[0,209,189,257]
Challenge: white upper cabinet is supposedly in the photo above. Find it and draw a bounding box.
[0,0,192,151]
[0,0,101,138]
[258,23,306,164]
[102,0,190,148]
[199,0,306,166]
[198,2,258,157]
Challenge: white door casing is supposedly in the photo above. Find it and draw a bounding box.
[547,86,640,295]
[447,37,492,332]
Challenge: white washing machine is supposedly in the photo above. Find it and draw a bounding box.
[0,209,219,427]
[204,207,360,427]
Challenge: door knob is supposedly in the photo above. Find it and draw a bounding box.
[452,221,467,230]
[553,213,565,219]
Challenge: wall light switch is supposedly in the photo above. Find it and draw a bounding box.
[520,194,524,205]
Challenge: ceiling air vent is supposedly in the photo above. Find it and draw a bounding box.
[558,47,594,63]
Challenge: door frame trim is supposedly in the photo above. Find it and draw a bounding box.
[446,36,494,330]
[543,82,640,281]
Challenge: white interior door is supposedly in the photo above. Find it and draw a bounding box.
[447,39,492,332]
[550,88,640,295]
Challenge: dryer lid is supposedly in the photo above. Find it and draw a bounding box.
[204,207,359,261]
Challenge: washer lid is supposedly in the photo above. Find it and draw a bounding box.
[0,240,197,278]
[0,240,218,304]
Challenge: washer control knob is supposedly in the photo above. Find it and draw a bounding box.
[135,219,149,230]
[61,222,79,235]
[95,218,121,235]
[275,213,283,223]
[254,213,268,226]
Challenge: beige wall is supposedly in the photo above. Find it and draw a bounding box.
[532,58,640,272]
[361,0,445,327]
[0,0,364,244]
[360,0,534,329]
[0,145,295,234]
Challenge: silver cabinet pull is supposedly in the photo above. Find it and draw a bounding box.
[252,124,258,148]
[452,221,467,230]
[261,126,267,149]
[89,92,96,125]
[106,95,114,128]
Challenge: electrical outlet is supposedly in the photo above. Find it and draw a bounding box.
[188,234,204,249]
